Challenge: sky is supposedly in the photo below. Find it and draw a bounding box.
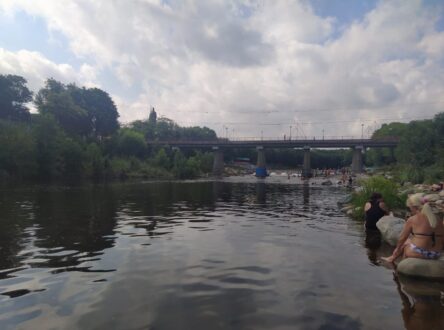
[1,0,444,139]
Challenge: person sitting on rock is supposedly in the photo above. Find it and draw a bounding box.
[382,193,444,263]
[364,192,389,230]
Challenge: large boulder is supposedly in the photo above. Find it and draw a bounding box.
[424,194,440,202]
[376,215,405,246]
[397,257,444,280]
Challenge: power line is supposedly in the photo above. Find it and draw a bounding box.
[177,115,436,127]
[165,99,444,114]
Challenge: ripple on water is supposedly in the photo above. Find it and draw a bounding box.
[1,181,443,330]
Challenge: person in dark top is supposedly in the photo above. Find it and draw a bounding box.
[364,192,389,230]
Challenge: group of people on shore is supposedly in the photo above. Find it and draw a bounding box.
[364,192,444,262]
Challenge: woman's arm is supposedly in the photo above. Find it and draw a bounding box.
[379,201,389,215]
[382,219,412,262]
[364,202,371,212]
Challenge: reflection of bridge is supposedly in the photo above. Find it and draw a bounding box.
[147,138,399,177]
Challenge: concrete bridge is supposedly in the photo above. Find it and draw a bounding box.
[147,138,399,177]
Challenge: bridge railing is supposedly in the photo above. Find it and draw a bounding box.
[226,135,359,141]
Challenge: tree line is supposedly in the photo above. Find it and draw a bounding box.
[0,74,217,182]
[366,113,444,183]
[2,73,442,183]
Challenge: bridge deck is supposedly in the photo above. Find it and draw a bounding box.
[146,138,398,149]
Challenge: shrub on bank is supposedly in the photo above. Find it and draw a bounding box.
[350,176,406,219]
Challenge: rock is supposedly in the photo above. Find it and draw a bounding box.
[321,180,332,186]
[397,257,444,280]
[376,215,405,246]
[439,190,444,198]
[346,209,353,216]
[338,195,352,205]
[340,205,352,213]
[424,194,440,202]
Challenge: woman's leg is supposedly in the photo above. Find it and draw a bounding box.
[382,239,411,263]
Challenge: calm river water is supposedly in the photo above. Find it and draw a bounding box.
[1,177,443,330]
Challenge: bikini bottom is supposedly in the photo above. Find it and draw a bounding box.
[409,243,441,260]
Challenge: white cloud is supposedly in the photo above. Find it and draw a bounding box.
[0,48,98,91]
[1,0,444,138]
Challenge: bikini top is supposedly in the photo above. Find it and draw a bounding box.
[411,230,442,246]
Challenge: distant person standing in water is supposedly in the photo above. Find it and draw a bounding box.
[347,176,353,187]
[364,192,389,230]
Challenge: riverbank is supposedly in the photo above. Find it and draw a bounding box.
[339,176,444,219]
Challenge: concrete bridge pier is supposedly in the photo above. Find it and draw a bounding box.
[302,146,311,178]
[351,146,364,174]
[256,146,267,177]
[212,147,224,176]
[389,147,395,163]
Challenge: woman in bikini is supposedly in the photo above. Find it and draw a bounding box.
[382,193,443,263]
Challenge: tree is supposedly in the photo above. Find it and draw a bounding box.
[32,114,65,180]
[35,79,120,137]
[69,85,119,137]
[153,148,170,168]
[0,74,33,121]
[0,120,37,179]
[35,79,90,136]
[117,129,147,157]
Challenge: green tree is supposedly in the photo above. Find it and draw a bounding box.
[117,129,147,157]
[153,148,170,168]
[32,114,65,180]
[0,120,37,179]
[68,85,119,137]
[396,119,436,166]
[0,74,33,121]
[84,143,105,180]
[35,79,90,136]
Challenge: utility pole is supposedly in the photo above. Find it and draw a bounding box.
[289,125,292,140]
[322,128,324,140]
[361,124,364,139]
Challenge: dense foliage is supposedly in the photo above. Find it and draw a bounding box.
[366,113,444,183]
[0,74,33,121]
[350,176,406,218]
[0,75,216,182]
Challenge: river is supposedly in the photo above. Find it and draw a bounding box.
[0,176,443,330]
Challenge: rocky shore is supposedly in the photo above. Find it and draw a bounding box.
[340,182,444,219]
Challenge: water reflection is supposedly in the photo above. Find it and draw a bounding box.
[396,275,444,330]
[364,230,382,265]
[256,182,266,205]
[0,180,443,330]
[302,182,310,208]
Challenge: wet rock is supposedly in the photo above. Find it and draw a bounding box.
[340,205,352,213]
[321,180,333,186]
[376,215,405,246]
[397,257,444,280]
[338,195,352,205]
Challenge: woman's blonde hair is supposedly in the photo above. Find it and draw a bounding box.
[406,193,437,228]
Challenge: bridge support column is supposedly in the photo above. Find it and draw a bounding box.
[351,146,364,174]
[302,146,311,178]
[256,146,267,177]
[212,147,224,176]
[389,147,395,163]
